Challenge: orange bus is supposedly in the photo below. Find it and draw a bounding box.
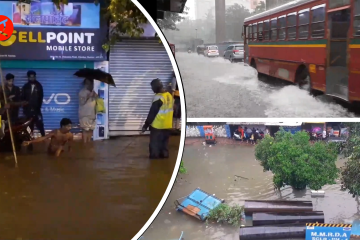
[243,0,360,103]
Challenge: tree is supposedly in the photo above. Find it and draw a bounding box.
[340,123,360,197]
[157,7,189,30]
[225,4,250,41]
[255,129,339,190]
[252,1,266,15]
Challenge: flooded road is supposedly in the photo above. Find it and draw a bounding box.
[0,136,179,240]
[178,52,357,118]
[143,141,359,240]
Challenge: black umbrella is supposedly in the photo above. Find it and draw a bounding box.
[74,68,116,87]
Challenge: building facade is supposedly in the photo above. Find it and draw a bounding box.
[0,0,109,140]
[265,0,293,10]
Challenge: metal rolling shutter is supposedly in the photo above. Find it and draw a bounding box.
[3,69,82,132]
[109,39,174,135]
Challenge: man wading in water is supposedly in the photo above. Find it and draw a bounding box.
[22,118,73,157]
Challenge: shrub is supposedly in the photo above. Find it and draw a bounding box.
[255,129,338,190]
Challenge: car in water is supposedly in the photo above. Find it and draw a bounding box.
[204,45,219,57]
[223,44,244,62]
[196,45,206,55]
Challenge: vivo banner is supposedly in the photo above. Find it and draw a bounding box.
[0,1,106,60]
[93,61,109,140]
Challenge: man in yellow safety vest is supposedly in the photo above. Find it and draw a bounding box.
[141,78,174,159]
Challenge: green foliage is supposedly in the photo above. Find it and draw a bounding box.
[157,7,188,31]
[340,123,360,197]
[179,161,187,174]
[255,129,339,190]
[207,204,243,226]
[225,4,251,41]
[252,1,266,15]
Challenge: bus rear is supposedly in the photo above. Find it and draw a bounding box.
[243,0,360,104]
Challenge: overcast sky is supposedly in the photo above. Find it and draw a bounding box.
[183,0,251,20]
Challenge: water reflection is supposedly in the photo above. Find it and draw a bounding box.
[143,144,358,240]
[0,136,179,240]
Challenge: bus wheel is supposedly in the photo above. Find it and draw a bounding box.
[250,59,259,77]
[296,66,312,94]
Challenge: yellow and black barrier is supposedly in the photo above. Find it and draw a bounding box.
[306,223,352,227]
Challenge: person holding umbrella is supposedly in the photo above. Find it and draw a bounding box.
[141,78,174,159]
[78,78,97,143]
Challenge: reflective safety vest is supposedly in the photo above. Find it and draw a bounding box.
[151,92,174,129]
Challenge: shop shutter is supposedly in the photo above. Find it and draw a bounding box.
[108,39,173,135]
[2,68,82,133]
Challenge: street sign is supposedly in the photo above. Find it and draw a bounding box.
[306,223,352,240]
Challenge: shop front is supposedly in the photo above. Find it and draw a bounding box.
[0,0,109,140]
[108,23,175,136]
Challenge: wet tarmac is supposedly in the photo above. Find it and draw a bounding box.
[143,142,359,240]
[178,52,358,118]
[0,136,180,240]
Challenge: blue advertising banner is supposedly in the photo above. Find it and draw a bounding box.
[93,61,109,140]
[306,225,352,240]
[0,0,106,61]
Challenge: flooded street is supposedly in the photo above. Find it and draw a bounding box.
[143,140,359,240]
[0,136,179,240]
[178,53,357,118]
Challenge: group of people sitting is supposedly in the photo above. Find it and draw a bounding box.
[234,126,269,144]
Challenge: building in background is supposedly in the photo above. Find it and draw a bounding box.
[265,0,292,10]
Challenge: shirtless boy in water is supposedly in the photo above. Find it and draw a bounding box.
[22,118,73,157]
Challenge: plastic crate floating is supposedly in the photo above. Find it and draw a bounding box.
[175,188,223,221]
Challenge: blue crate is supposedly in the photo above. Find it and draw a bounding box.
[175,188,223,221]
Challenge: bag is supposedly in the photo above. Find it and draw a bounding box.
[96,98,106,113]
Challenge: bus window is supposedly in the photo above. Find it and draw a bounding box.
[287,13,297,40]
[278,16,286,40]
[354,0,360,36]
[298,9,310,39]
[258,21,263,41]
[248,24,252,41]
[264,20,270,40]
[253,23,258,40]
[271,18,278,41]
[311,4,325,38]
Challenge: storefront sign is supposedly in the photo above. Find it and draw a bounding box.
[306,225,351,240]
[0,1,106,60]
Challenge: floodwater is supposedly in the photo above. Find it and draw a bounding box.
[143,142,359,240]
[0,136,179,240]
[178,52,357,118]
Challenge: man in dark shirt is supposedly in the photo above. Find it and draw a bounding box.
[21,70,45,137]
[142,79,174,159]
[3,73,23,122]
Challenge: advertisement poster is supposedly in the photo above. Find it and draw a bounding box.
[93,61,109,140]
[0,1,106,60]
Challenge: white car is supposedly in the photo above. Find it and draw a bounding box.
[204,45,219,57]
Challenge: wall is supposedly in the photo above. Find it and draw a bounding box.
[186,125,230,138]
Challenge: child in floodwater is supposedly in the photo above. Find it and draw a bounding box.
[22,118,73,157]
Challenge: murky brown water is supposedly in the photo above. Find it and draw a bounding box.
[0,136,179,240]
[143,143,360,240]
